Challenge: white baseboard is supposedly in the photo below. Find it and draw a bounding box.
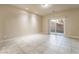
[65,35,79,39]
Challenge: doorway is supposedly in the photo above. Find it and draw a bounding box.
[49,19,64,35]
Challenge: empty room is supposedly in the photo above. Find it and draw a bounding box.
[0,4,79,54]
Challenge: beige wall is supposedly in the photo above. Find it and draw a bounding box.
[42,9,79,38]
[0,17,3,40]
[0,5,42,39]
[42,16,49,34]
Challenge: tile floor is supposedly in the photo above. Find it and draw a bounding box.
[0,34,79,54]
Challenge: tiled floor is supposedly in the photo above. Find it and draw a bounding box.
[0,34,79,54]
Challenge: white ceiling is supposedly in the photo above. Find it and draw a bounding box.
[13,4,79,16]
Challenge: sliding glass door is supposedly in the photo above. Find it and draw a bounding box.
[49,19,64,35]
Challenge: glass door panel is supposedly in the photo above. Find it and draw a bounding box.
[56,19,64,34]
[50,20,56,34]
